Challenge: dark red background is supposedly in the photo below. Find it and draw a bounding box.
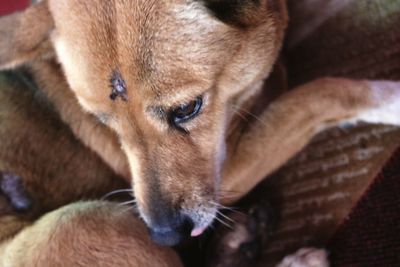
[0,0,29,16]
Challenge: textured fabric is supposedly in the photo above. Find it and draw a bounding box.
[287,0,400,84]
[257,126,400,266]
[256,0,400,266]
[328,147,400,266]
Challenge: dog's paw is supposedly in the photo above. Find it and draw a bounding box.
[0,172,32,212]
[276,248,329,267]
[206,202,275,267]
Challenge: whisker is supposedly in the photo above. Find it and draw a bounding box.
[226,208,246,217]
[117,205,137,216]
[101,188,133,200]
[216,190,242,199]
[234,109,250,122]
[217,211,236,224]
[232,105,267,126]
[217,195,241,201]
[217,192,240,197]
[217,190,242,196]
[118,199,137,207]
[209,201,237,210]
[218,189,241,194]
[214,216,234,229]
[209,201,246,217]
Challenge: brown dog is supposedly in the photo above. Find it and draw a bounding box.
[0,0,399,265]
[0,72,180,265]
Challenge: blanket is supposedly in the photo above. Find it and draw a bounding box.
[257,0,400,265]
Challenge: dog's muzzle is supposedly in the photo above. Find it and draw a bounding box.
[148,212,194,246]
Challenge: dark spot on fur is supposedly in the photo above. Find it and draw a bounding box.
[0,171,32,212]
[110,70,128,101]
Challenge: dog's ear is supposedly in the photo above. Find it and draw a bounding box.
[0,1,54,70]
[203,0,287,28]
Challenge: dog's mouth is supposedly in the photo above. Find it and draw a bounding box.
[135,198,218,246]
[184,205,218,238]
[145,214,214,246]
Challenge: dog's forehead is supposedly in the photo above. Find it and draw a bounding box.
[50,0,233,95]
[114,0,233,90]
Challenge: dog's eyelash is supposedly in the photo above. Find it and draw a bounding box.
[109,70,128,101]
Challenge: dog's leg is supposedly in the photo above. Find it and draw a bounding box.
[221,78,400,204]
[0,201,183,267]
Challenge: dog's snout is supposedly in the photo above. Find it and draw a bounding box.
[149,214,194,246]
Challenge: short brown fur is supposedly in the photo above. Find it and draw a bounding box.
[0,0,399,265]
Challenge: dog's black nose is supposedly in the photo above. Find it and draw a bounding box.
[149,215,194,246]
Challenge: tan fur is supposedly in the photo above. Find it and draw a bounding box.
[0,201,182,267]
[0,0,399,264]
[0,70,128,214]
[0,2,53,69]
[43,0,289,229]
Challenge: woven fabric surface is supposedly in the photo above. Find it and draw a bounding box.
[328,147,400,266]
[256,0,400,265]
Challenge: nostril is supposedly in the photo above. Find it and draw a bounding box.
[148,215,194,246]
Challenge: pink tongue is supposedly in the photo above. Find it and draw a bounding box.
[191,227,206,237]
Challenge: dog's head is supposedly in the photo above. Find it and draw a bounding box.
[0,0,287,246]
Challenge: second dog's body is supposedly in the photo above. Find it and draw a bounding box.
[0,0,399,266]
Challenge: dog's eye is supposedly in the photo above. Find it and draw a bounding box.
[169,97,203,126]
[109,71,128,101]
